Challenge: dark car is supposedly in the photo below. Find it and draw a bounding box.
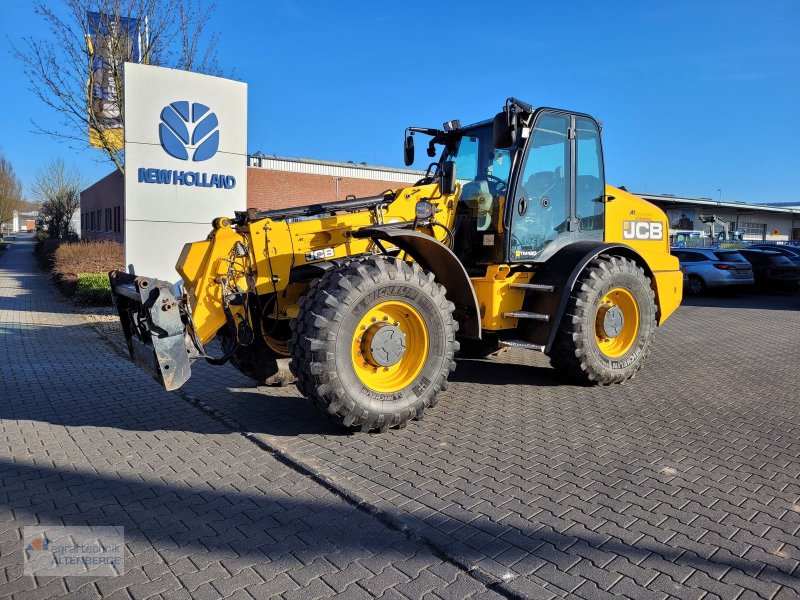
[737,249,800,291]
[747,244,800,266]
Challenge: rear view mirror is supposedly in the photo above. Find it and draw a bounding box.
[403,135,415,166]
[493,111,514,149]
[441,161,457,195]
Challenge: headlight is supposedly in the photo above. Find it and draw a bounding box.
[415,201,436,220]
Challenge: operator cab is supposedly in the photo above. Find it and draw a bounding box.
[412,99,607,272]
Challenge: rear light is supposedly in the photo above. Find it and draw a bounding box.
[713,263,736,270]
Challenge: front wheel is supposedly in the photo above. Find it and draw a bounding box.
[549,255,656,385]
[289,257,458,432]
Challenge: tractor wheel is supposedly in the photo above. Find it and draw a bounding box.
[549,255,656,385]
[289,257,458,432]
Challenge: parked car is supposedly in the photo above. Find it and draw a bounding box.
[737,249,800,291]
[671,248,754,295]
[747,244,800,266]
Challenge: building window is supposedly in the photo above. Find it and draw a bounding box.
[90,211,95,230]
[739,222,766,241]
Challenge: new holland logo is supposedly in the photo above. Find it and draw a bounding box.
[159,101,219,161]
[139,100,236,189]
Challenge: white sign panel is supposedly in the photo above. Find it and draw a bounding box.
[123,63,247,282]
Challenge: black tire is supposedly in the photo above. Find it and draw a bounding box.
[687,275,705,296]
[289,257,458,432]
[549,255,656,385]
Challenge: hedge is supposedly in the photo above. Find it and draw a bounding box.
[75,273,114,306]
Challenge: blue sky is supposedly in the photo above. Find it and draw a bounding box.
[1,0,799,203]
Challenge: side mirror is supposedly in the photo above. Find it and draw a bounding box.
[403,135,415,166]
[441,160,457,195]
[493,111,514,149]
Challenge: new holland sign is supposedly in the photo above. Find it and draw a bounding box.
[124,64,247,282]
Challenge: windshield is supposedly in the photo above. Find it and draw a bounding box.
[713,251,746,262]
[443,123,511,187]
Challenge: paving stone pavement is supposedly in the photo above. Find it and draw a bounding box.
[2,233,800,599]
[0,235,505,599]
[180,280,800,598]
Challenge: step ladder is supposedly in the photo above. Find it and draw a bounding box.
[502,311,549,321]
[510,282,555,293]
[498,279,555,353]
[498,339,546,352]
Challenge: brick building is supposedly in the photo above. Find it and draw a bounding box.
[80,170,125,242]
[247,155,423,212]
[80,156,423,243]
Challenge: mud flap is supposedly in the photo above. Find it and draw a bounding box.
[109,271,193,391]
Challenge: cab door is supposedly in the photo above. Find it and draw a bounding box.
[507,110,605,262]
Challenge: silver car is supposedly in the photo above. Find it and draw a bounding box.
[671,248,754,295]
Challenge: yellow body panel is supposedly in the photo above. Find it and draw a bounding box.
[174,180,681,347]
[176,183,456,342]
[175,223,249,344]
[470,265,532,330]
[604,185,682,324]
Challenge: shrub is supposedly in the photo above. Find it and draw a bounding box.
[75,273,113,306]
[51,241,124,297]
[34,237,63,269]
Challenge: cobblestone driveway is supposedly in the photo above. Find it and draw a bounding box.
[2,234,799,599]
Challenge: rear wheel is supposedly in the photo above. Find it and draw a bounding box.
[549,255,656,385]
[289,257,458,432]
[687,275,705,296]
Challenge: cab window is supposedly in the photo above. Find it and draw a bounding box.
[575,117,604,232]
[510,112,570,259]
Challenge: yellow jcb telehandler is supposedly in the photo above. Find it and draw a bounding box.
[110,98,682,432]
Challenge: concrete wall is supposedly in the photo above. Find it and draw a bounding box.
[80,170,124,242]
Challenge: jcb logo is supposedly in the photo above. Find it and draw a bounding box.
[623,220,663,241]
[305,247,335,262]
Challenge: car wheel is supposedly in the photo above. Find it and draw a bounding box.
[687,275,705,296]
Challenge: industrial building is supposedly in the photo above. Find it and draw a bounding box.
[80,157,800,245]
[636,193,800,243]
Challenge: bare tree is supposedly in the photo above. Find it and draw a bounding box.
[32,160,85,240]
[13,0,221,174]
[0,156,24,238]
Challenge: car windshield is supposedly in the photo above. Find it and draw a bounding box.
[741,251,768,264]
[713,251,746,262]
[766,254,793,265]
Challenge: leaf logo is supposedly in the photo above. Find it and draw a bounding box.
[158,101,219,162]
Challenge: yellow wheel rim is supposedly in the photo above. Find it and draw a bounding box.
[594,287,639,358]
[351,300,429,393]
